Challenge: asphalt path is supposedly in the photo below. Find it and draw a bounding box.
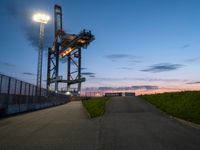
[97,96,200,150]
[0,97,199,150]
[0,101,98,150]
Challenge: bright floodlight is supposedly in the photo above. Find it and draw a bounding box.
[33,13,50,24]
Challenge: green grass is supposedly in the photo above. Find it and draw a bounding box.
[141,91,200,124]
[82,97,109,118]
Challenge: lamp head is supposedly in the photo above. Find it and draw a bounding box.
[33,13,50,24]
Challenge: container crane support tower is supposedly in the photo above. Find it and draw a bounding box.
[47,5,95,95]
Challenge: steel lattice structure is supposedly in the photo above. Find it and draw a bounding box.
[47,5,95,95]
[36,23,45,96]
[33,12,49,96]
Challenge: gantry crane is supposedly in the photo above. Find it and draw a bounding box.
[47,5,95,95]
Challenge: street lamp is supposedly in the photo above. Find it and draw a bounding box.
[33,13,50,96]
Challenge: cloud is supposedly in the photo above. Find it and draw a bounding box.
[185,57,200,62]
[105,54,140,63]
[59,57,68,63]
[181,44,190,49]
[141,63,183,73]
[81,67,87,70]
[131,85,158,90]
[22,72,36,76]
[118,67,132,70]
[89,75,95,78]
[105,54,134,59]
[0,61,15,67]
[92,77,188,83]
[186,81,200,84]
[7,1,53,49]
[84,85,159,91]
[82,72,95,78]
[82,72,95,76]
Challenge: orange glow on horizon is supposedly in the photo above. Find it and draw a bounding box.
[81,84,200,96]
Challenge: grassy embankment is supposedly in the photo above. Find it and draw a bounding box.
[82,97,109,118]
[141,91,200,124]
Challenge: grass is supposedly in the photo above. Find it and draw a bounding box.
[141,91,200,124]
[82,97,109,118]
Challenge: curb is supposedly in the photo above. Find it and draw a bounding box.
[81,97,110,119]
[81,100,91,118]
[140,97,200,131]
[170,116,200,130]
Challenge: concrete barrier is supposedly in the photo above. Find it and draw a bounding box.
[0,93,70,117]
[7,104,19,114]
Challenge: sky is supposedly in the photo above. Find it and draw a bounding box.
[1,0,200,95]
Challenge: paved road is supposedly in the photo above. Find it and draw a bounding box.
[0,97,199,150]
[97,96,200,150]
[0,102,98,150]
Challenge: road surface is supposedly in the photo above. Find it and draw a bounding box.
[0,97,199,150]
[97,96,200,150]
[0,101,98,150]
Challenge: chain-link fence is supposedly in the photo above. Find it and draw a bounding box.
[0,74,69,116]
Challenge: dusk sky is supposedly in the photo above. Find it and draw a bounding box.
[1,0,200,94]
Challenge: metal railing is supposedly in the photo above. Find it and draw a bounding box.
[0,74,47,96]
[0,74,69,116]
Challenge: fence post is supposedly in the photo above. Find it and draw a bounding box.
[35,87,37,97]
[28,84,30,96]
[0,75,2,93]
[25,83,26,95]
[19,81,22,112]
[19,81,22,95]
[7,77,11,95]
[32,85,34,96]
[14,79,17,95]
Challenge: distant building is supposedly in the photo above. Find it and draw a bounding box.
[83,91,104,97]
[105,92,135,97]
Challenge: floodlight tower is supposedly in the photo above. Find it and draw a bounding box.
[33,13,50,96]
